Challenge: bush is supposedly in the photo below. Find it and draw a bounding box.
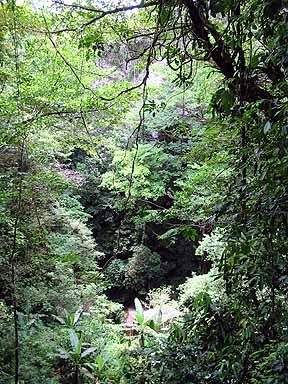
[178,268,225,307]
[104,259,128,288]
[124,245,164,293]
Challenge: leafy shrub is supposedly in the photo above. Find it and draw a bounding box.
[48,195,104,271]
[124,245,164,293]
[104,259,128,288]
[178,268,225,307]
[105,246,166,293]
[147,285,178,309]
[251,342,288,383]
[196,229,225,264]
[101,143,177,202]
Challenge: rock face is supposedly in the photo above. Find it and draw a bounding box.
[124,307,136,336]
[125,307,136,326]
[144,222,201,284]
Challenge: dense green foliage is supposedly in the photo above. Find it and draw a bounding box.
[0,0,287,383]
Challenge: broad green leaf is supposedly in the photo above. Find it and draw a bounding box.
[81,347,96,359]
[264,121,271,134]
[68,314,74,327]
[135,312,144,325]
[134,298,144,319]
[75,339,82,356]
[70,329,79,351]
[96,355,104,371]
[145,319,156,331]
[73,309,82,326]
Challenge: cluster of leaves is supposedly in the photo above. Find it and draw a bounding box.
[105,245,167,294]
[101,143,178,203]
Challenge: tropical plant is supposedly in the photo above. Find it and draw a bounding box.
[57,328,96,384]
[134,298,162,348]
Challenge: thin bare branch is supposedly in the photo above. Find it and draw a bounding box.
[58,0,159,16]
[45,1,159,34]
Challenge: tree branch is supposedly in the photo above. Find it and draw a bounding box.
[57,0,159,15]
[183,0,235,78]
[48,1,159,34]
